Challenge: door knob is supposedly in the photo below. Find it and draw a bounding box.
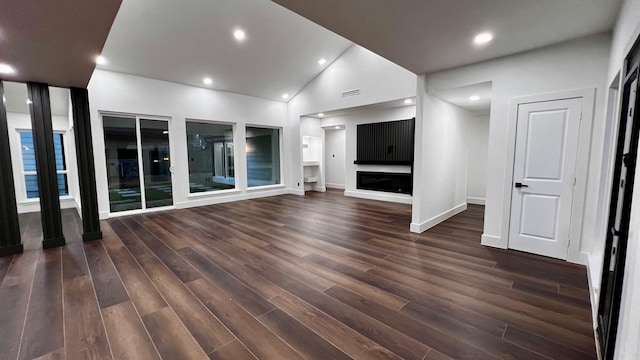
[515,182,529,188]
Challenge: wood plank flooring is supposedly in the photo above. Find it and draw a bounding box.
[2,190,596,359]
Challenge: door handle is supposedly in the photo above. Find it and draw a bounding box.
[515,182,529,188]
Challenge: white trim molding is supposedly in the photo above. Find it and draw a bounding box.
[411,203,467,233]
[345,190,412,204]
[325,183,346,190]
[466,197,486,205]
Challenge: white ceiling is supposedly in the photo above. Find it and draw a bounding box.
[97,0,352,102]
[3,82,69,116]
[434,82,492,113]
[271,0,622,75]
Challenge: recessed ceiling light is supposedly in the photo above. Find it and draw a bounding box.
[335,126,340,129]
[203,77,213,85]
[0,63,15,74]
[96,56,107,65]
[470,95,480,101]
[318,58,327,65]
[404,99,414,105]
[233,29,246,41]
[318,113,324,117]
[282,93,289,99]
[474,32,493,45]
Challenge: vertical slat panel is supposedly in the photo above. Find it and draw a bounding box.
[356,119,415,164]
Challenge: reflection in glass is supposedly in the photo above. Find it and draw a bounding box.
[103,116,142,212]
[246,127,280,187]
[186,121,235,193]
[140,119,173,208]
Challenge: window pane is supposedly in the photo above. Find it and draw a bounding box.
[53,133,66,171]
[246,127,280,187]
[140,119,173,208]
[25,175,39,199]
[186,122,235,193]
[20,131,69,199]
[103,116,142,212]
[57,173,68,196]
[20,131,36,172]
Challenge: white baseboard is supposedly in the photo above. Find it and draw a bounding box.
[344,190,412,204]
[466,197,486,205]
[313,186,326,192]
[176,188,290,209]
[481,233,507,249]
[567,251,589,265]
[587,253,602,324]
[289,189,305,196]
[410,203,467,233]
[18,197,78,214]
[325,183,345,190]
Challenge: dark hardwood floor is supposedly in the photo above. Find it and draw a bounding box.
[0,190,596,359]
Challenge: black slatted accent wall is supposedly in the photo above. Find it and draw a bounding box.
[355,118,415,165]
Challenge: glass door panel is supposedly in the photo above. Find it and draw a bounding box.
[140,119,173,208]
[103,116,142,212]
[226,142,234,177]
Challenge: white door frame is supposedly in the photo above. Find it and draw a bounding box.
[500,88,596,264]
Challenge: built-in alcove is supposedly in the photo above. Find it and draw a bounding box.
[301,99,417,202]
[302,135,322,186]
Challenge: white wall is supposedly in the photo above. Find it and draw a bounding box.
[6,112,80,213]
[419,33,611,263]
[320,105,416,204]
[465,113,490,205]
[287,45,417,195]
[411,88,470,232]
[600,0,640,358]
[324,128,346,189]
[88,70,288,219]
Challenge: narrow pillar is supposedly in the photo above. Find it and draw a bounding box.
[70,88,102,241]
[0,81,23,256]
[28,82,65,249]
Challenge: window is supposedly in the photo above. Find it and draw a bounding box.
[246,126,281,187]
[20,131,68,199]
[186,121,235,193]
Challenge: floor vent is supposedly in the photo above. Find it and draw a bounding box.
[342,89,361,97]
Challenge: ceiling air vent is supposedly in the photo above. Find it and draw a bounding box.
[342,89,361,97]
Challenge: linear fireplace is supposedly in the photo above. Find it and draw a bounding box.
[356,171,412,195]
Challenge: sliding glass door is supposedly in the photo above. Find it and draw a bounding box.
[103,115,173,213]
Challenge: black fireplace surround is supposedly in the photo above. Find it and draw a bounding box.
[356,171,412,195]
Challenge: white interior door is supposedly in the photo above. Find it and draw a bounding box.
[325,129,346,188]
[509,97,582,259]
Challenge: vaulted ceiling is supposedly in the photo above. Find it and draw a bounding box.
[96,0,352,102]
[0,0,623,101]
[271,0,622,75]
